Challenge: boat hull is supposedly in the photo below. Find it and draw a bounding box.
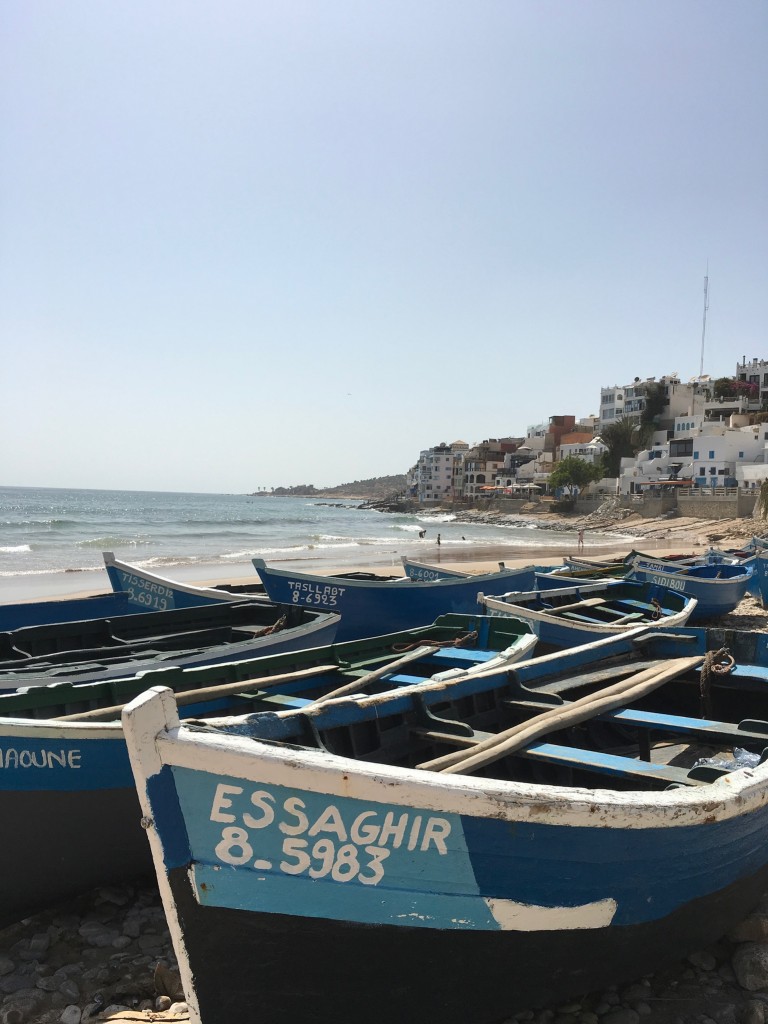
[252,558,539,641]
[0,784,149,929]
[124,680,768,1024]
[480,578,695,647]
[163,857,768,1024]
[630,561,752,620]
[0,610,339,691]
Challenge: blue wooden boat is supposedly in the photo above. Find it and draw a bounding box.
[252,557,540,641]
[0,597,339,692]
[102,551,405,609]
[629,558,753,620]
[0,552,264,634]
[0,614,537,928]
[102,551,266,609]
[123,624,768,1024]
[399,555,557,584]
[479,577,696,647]
[399,556,529,582]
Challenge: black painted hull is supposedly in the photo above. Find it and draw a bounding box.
[0,787,150,928]
[168,861,768,1024]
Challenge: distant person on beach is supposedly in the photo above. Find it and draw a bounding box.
[419,529,426,539]
[437,533,441,546]
[577,529,585,551]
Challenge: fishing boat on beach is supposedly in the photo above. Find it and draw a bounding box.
[252,557,540,640]
[0,551,275,634]
[564,546,761,595]
[629,558,753,620]
[0,614,536,926]
[0,598,339,692]
[102,551,403,610]
[400,555,529,582]
[123,624,768,1024]
[479,577,696,646]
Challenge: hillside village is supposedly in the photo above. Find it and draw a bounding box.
[407,357,768,520]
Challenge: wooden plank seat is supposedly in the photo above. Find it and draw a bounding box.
[374,672,426,688]
[607,612,648,625]
[608,599,660,614]
[549,607,648,626]
[518,741,719,786]
[423,648,503,666]
[728,664,768,686]
[504,696,768,749]
[514,658,669,697]
[542,596,608,613]
[408,724,718,786]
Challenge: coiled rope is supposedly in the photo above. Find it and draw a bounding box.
[392,631,479,653]
[699,647,736,718]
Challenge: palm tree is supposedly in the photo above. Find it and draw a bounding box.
[600,418,650,477]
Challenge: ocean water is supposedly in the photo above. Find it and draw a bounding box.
[0,485,632,598]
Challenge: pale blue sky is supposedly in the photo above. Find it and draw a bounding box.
[2,1,765,492]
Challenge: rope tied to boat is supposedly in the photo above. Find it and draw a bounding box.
[651,598,663,620]
[392,631,479,653]
[254,613,288,637]
[699,647,735,718]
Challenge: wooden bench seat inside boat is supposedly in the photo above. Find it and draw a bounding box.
[543,596,607,613]
[504,696,768,748]
[407,724,723,786]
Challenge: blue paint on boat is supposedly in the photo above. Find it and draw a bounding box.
[103,553,253,611]
[147,755,768,933]
[0,733,129,790]
[252,558,539,641]
[0,591,141,631]
[629,560,753,620]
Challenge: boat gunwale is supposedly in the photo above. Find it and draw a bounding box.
[479,593,696,634]
[252,558,522,589]
[144,693,768,830]
[103,551,258,603]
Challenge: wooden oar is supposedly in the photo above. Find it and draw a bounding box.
[303,644,440,708]
[417,655,704,775]
[54,663,341,722]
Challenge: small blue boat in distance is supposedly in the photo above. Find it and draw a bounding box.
[629,557,753,621]
[252,557,540,641]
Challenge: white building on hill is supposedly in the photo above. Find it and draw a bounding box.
[619,420,768,494]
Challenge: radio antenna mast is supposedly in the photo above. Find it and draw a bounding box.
[699,263,709,378]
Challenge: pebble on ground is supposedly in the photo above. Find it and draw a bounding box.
[5,879,768,1023]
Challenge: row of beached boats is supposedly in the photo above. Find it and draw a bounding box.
[4,543,768,1023]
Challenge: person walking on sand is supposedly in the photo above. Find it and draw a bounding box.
[577,529,585,552]
[419,529,426,539]
[436,533,441,546]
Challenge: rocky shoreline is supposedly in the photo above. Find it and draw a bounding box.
[421,499,766,553]
[6,878,768,1024]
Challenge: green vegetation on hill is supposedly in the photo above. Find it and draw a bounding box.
[257,475,407,500]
